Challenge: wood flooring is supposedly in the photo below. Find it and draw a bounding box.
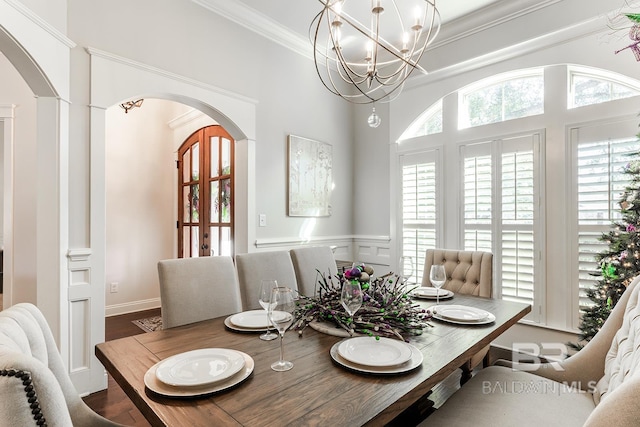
[83,308,160,427]
[83,307,468,426]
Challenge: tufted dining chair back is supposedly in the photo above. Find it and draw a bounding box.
[0,303,126,427]
[422,248,494,383]
[157,256,243,329]
[421,249,493,298]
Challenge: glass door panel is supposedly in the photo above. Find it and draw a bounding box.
[178,126,234,258]
[221,178,231,223]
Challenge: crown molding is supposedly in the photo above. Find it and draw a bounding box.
[432,0,562,49]
[167,108,207,130]
[406,14,605,89]
[191,0,313,60]
[4,0,75,48]
[85,47,259,105]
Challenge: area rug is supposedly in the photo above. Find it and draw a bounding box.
[132,316,163,333]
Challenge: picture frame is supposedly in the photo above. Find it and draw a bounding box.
[287,135,332,217]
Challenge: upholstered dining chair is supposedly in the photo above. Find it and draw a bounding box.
[422,248,494,383]
[0,303,127,426]
[420,275,640,427]
[235,251,299,311]
[289,246,339,297]
[157,256,242,329]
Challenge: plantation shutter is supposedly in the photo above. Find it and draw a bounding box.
[574,125,638,310]
[500,137,536,305]
[401,150,438,285]
[462,134,540,312]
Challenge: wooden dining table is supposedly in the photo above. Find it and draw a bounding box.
[96,294,531,427]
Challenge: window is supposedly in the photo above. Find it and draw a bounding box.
[459,69,544,129]
[461,134,541,316]
[398,99,443,141]
[572,122,638,312]
[400,150,439,284]
[397,64,639,330]
[569,66,640,108]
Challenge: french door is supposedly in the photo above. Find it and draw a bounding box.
[177,125,234,257]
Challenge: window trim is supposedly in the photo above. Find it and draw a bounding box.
[567,65,640,109]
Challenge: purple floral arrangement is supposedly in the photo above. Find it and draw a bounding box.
[293,265,432,341]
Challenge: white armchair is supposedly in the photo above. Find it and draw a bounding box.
[0,303,127,426]
[420,275,640,426]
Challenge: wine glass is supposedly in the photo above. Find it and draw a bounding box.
[429,264,447,304]
[341,280,363,318]
[269,287,296,371]
[259,279,278,341]
[399,256,414,288]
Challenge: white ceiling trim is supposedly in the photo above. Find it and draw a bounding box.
[191,0,566,63]
[433,0,562,49]
[191,0,313,60]
[407,15,605,89]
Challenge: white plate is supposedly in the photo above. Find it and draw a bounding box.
[337,337,413,367]
[155,348,246,387]
[411,287,454,300]
[228,310,289,328]
[433,305,489,321]
[431,305,496,325]
[224,316,269,333]
[330,341,423,375]
[145,351,254,398]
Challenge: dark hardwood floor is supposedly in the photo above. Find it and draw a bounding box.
[83,308,160,427]
[83,307,469,426]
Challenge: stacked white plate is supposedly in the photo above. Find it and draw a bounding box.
[330,336,423,374]
[224,309,290,332]
[411,287,454,300]
[144,348,254,397]
[430,304,495,325]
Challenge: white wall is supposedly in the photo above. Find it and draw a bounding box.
[0,53,37,303]
[104,99,180,313]
[67,0,354,254]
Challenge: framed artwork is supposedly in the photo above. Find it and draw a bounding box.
[287,135,332,217]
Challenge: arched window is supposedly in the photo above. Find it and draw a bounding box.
[569,66,640,108]
[458,69,544,129]
[398,99,443,141]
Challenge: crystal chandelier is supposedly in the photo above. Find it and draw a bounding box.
[311,0,441,127]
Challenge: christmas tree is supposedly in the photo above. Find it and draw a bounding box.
[571,149,640,350]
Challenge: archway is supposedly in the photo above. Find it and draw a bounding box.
[0,0,73,388]
[89,47,256,393]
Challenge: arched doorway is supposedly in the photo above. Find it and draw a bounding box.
[90,47,256,393]
[0,0,74,388]
[178,125,235,258]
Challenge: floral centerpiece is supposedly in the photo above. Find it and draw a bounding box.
[293,264,432,341]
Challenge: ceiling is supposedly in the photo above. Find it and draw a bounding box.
[235,0,504,39]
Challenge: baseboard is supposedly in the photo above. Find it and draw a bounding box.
[105,298,161,317]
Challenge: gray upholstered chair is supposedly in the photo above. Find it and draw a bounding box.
[235,251,298,311]
[157,256,242,328]
[0,303,126,426]
[289,246,339,297]
[422,248,494,382]
[420,275,640,427]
